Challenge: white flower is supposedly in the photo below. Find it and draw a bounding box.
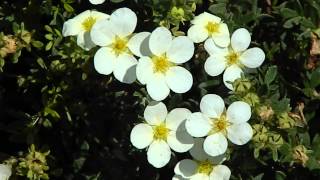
[130,102,194,168]
[89,0,105,4]
[173,138,231,180]
[185,94,253,156]
[62,10,109,50]
[204,28,265,90]
[0,164,11,180]
[134,27,194,101]
[187,12,230,47]
[90,7,139,83]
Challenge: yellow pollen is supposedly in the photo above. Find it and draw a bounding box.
[82,17,97,31]
[197,160,214,175]
[205,21,220,35]
[152,55,172,73]
[226,52,240,66]
[210,115,230,135]
[153,123,169,140]
[111,36,129,56]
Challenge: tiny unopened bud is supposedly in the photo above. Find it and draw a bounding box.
[0,35,17,57]
[258,105,274,121]
[233,78,252,93]
[252,124,268,144]
[293,145,310,167]
[170,6,186,22]
[278,112,295,129]
[242,92,260,107]
[267,133,284,148]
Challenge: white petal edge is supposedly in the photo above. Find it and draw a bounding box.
[200,94,225,118]
[187,25,208,43]
[62,19,82,37]
[167,36,194,64]
[147,140,171,168]
[77,31,96,51]
[166,66,193,93]
[226,101,251,124]
[167,130,194,153]
[90,20,115,47]
[240,47,265,68]
[149,27,172,56]
[231,28,251,52]
[203,133,228,156]
[223,65,243,90]
[89,0,105,4]
[93,47,116,75]
[174,159,198,178]
[185,112,211,138]
[136,56,154,85]
[227,122,253,145]
[128,32,152,57]
[146,74,170,101]
[130,123,154,149]
[210,165,231,180]
[144,101,167,126]
[110,7,137,37]
[166,108,191,131]
[204,38,228,56]
[113,54,137,84]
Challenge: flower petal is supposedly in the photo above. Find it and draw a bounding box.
[149,27,172,56]
[91,20,115,47]
[187,25,208,43]
[223,65,243,90]
[211,23,230,47]
[128,32,152,57]
[204,56,227,77]
[240,47,265,68]
[210,165,231,180]
[167,36,194,64]
[185,112,211,137]
[62,19,82,37]
[136,57,154,85]
[89,0,105,4]
[113,54,137,83]
[174,159,198,178]
[191,12,221,25]
[77,31,96,50]
[204,38,228,56]
[147,140,171,168]
[200,94,225,118]
[167,130,194,153]
[130,123,154,149]
[227,122,253,145]
[0,164,11,179]
[189,138,208,161]
[166,108,191,131]
[190,174,209,180]
[203,133,228,156]
[166,66,193,93]
[146,74,170,101]
[173,175,188,180]
[110,7,137,37]
[231,28,251,52]
[226,101,251,124]
[91,11,109,20]
[144,101,167,125]
[93,47,116,75]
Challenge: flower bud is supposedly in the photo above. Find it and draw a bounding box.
[233,78,251,93]
[278,112,295,129]
[292,145,310,167]
[258,105,274,121]
[267,133,284,148]
[242,92,260,107]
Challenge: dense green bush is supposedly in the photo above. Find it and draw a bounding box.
[0,0,320,179]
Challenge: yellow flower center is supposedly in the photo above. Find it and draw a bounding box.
[226,52,240,66]
[210,115,230,135]
[205,21,220,35]
[82,17,97,31]
[197,160,214,175]
[152,55,172,73]
[153,123,169,140]
[111,36,129,56]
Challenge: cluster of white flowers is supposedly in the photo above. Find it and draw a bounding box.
[62,6,266,179]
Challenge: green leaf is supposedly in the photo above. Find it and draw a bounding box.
[265,66,277,85]
[280,8,299,19]
[31,40,44,48]
[110,0,125,3]
[63,3,74,13]
[45,41,53,51]
[310,67,320,88]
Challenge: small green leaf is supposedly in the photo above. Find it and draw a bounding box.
[265,66,277,85]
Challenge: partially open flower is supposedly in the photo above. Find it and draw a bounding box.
[173,138,231,180]
[204,28,265,90]
[62,10,109,50]
[130,102,194,168]
[185,94,253,156]
[187,12,230,47]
